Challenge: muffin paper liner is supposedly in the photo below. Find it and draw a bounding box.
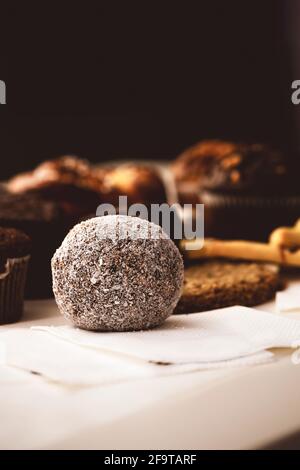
[201,191,300,208]
[0,255,30,325]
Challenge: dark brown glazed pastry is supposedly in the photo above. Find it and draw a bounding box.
[0,191,70,298]
[0,227,31,324]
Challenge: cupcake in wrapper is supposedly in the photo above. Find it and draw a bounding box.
[201,191,300,242]
[173,139,300,241]
[0,228,31,324]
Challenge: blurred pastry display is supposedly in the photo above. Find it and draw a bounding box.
[7,156,104,220]
[8,157,168,218]
[4,156,168,298]
[173,140,300,241]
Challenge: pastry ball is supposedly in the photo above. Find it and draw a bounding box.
[52,215,184,331]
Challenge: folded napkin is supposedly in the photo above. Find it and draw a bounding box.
[33,306,300,364]
[3,305,300,387]
[0,328,271,387]
[276,284,300,313]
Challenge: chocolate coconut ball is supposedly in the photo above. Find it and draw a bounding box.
[52,215,184,331]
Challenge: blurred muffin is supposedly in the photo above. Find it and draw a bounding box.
[4,159,169,297]
[172,140,237,204]
[0,191,69,298]
[8,158,168,218]
[198,142,288,194]
[198,143,300,241]
[173,140,300,241]
[0,227,31,324]
[99,163,167,208]
[7,156,104,219]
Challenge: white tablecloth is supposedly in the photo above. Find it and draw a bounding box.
[1,285,300,450]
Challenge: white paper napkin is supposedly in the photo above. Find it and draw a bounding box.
[3,305,300,387]
[33,306,300,364]
[0,328,272,387]
[276,284,300,313]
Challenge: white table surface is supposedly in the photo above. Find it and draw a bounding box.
[1,289,300,450]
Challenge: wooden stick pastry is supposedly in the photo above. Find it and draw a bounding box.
[181,238,300,267]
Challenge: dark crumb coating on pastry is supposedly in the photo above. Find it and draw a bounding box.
[175,261,282,314]
[52,215,184,331]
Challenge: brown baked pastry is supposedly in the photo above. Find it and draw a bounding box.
[0,227,31,324]
[173,140,300,241]
[98,163,167,208]
[0,190,70,298]
[0,227,31,272]
[175,261,282,314]
[7,156,104,219]
[198,143,287,194]
[172,140,237,203]
[199,144,300,242]
[8,159,167,218]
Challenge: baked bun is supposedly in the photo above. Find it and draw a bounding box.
[7,156,103,218]
[172,140,237,203]
[198,143,287,195]
[172,140,290,200]
[99,163,167,208]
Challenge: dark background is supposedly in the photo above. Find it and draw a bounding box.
[1,1,300,178]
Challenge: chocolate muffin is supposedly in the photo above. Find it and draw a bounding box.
[172,140,237,204]
[8,158,168,219]
[7,156,104,219]
[98,163,168,208]
[0,227,31,324]
[0,190,70,298]
[198,143,287,194]
[174,140,300,241]
[198,143,300,241]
